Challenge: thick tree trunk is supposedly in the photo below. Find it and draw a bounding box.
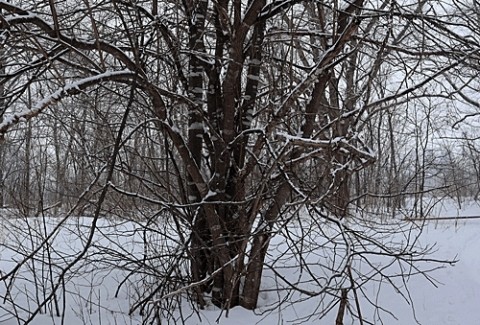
[240,232,270,309]
[241,180,292,309]
[190,212,210,307]
[186,0,210,307]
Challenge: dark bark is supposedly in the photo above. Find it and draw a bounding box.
[335,289,349,325]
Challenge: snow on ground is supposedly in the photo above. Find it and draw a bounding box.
[0,199,478,324]
[411,220,480,325]
[189,219,480,325]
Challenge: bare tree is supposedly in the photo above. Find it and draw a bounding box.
[0,0,479,324]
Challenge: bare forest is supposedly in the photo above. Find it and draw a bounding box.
[1,0,480,324]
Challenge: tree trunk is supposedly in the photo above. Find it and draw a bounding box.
[335,289,349,325]
[241,180,292,309]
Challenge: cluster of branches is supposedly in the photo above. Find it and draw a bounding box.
[0,0,479,323]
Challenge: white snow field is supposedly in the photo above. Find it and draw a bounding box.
[0,199,478,325]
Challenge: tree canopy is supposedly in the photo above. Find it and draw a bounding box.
[1,0,480,323]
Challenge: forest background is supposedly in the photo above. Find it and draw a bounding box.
[0,0,480,324]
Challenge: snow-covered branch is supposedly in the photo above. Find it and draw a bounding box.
[0,70,135,136]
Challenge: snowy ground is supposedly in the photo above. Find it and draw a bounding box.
[189,218,480,325]
[0,199,478,324]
